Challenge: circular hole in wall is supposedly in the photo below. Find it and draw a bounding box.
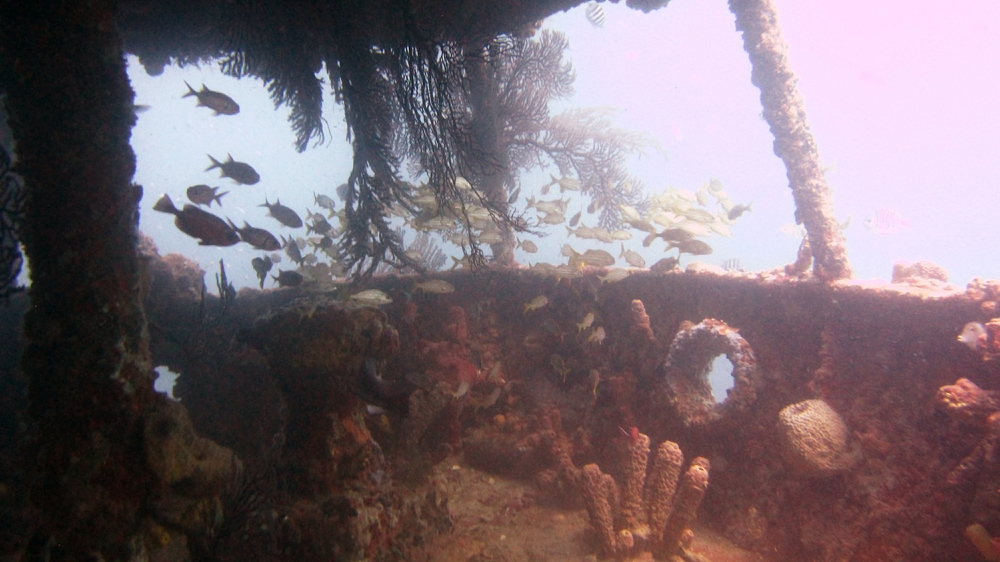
[708,354,735,402]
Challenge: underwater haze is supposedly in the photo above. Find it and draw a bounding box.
[129,0,1000,292]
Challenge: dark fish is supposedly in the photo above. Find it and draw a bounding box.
[261,197,303,228]
[585,2,605,28]
[569,210,582,228]
[282,235,304,264]
[508,187,521,205]
[643,227,694,247]
[251,256,273,289]
[271,269,304,287]
[335,182,350,200]
[206,154,260,185]
[152,194,239,246]
[312,236,335,250]
[668,239,713,256]
[228,219,281,251]
[650,257,679,272]
[727,202,753,220]
[307,216,333,236]
[183,81,239,115]
[358,358,415,409]
[186,184,227,207]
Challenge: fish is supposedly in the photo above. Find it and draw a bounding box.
[569,211,582,228]
[958,322,986,351]
[228,219,281,251]
[271,269,304,288]
[553,264,584,280]
[589,369,600,395]
[152,194,239,246]
[206,154,260,185]
[626,219,657,234]
[524,295,549,314]
[695,188,710,207]
[668,239,713,256]
[620,244,645,268]
[350,289,393,307]
[358,358,417,408]
[528,262,556,276]
[186,184,227,207]
[840,216,852,231]
[650,257,679,272]
[260,197,303,228]
[721,258,743,272]
[597,268,630,284]
[566,225,596,240]
[620,205,641,222]
[477,231,504,244]
[549,174,582,193]
[414,279,455,294]
[314,193,337,216]
[682,208,716,223]
[577,312,595,332]
[541,318,565,342]
[508,187,521,205]
[251,256,273,289]
[335,182,350,200]
[643,227,694,247]
[579,249,616,268]
[584,1,605,27]
[610,230,632,241]
[588,326,606,344]
[421,216,454,231]
[517,239,538,253]
[550,354,570,382]
[727,202,753,220]
[864,209,909,235]
[282,235,303,265]
[527,195,568,215]
[538,213,566,226]
[307,216,333,236]
[182,81,239,115]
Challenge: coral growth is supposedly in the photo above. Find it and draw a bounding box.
[892,260,949,285]
[578,431,710,559]
[936,378,1000,424]
[776,399,857,477]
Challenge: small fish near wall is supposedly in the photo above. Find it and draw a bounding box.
[103,239,1000,562]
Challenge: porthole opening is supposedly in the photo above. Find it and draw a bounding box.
[708,354,734,403]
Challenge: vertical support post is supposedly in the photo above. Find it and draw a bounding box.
[0,0,155,557]
[729,0,852,281]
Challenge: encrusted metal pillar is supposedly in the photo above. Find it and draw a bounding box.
[0,0,155,557]
[729,0,852,281]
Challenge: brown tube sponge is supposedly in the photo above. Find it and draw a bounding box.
[581,463,618,558]
[655,457,711,559]
[620,432,651,535]
[645,440,684,544]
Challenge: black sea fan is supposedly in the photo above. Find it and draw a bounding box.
[0,141,25,305]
